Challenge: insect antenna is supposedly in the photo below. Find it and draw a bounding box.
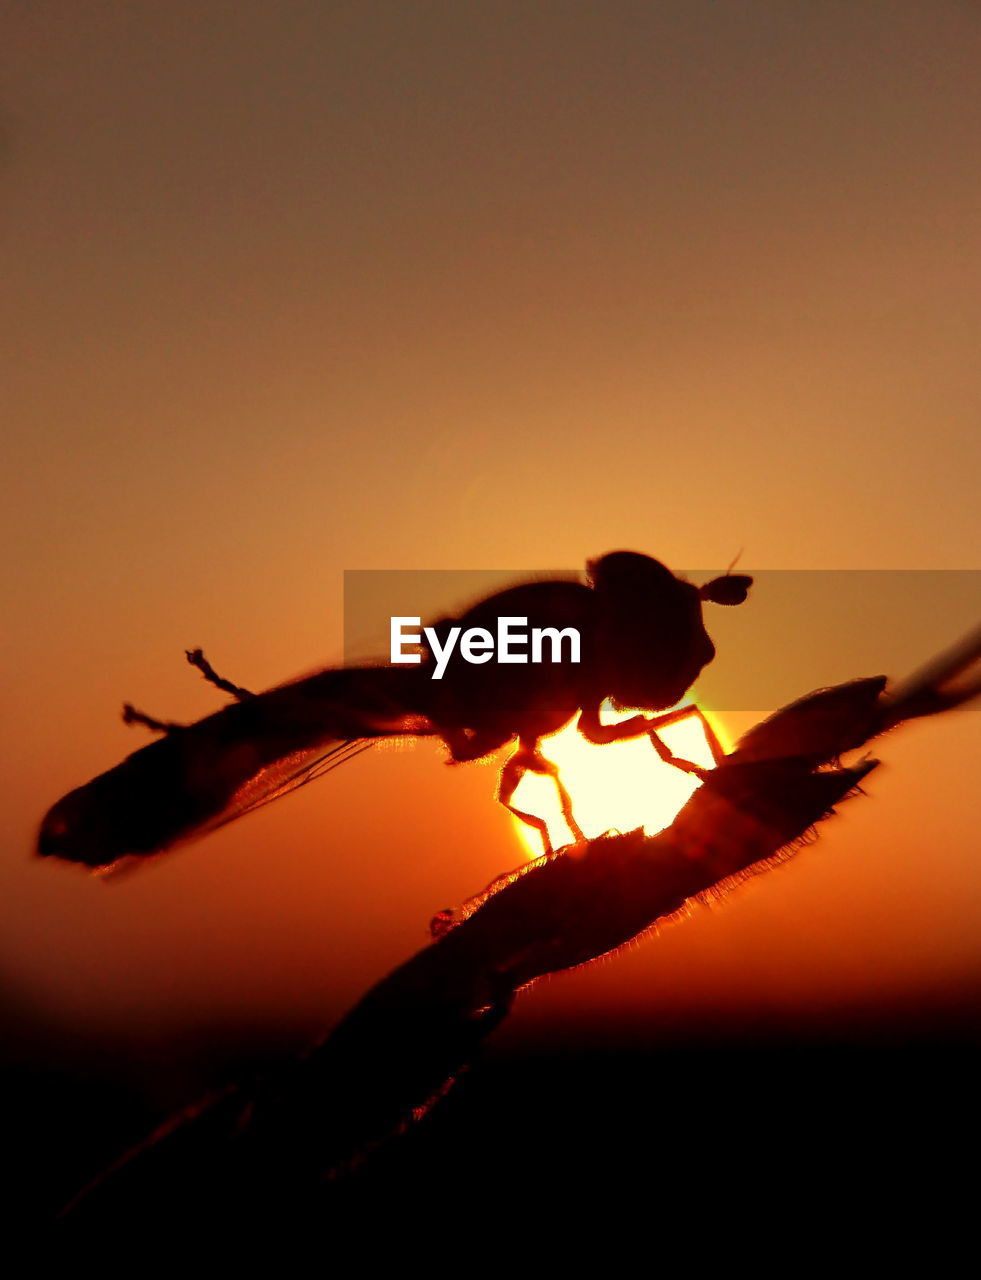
[698,549,752,606]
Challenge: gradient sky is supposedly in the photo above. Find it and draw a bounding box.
[2,2,980,1067]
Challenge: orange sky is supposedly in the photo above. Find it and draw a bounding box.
[2,2,980,1063]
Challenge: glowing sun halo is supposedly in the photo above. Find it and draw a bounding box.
[510,700,729,858]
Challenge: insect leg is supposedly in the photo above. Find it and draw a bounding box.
[647,704,727,765]
[121,703,181,734]
[498,749,556,855]
[645,729,709,778]
[579,703,719,776]
[498,739,586,854]
[185,648,254,701]
[638,705,721,777]
[121,649,249,740]
[525,748,587,845]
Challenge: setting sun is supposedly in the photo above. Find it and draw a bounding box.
[510,700,729,856]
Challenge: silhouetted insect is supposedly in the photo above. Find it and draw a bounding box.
[37,552,751,869]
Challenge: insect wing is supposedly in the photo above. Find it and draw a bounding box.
[192,738,375,837]
[39,663,438,869]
